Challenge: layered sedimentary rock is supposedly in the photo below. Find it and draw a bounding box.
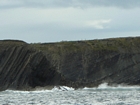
[0,37,140,91]
[0,40,61,91]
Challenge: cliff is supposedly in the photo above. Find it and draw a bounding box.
[0,40,61,91]
[0,37,140,91]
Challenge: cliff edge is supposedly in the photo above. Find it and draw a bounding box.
[0,37,140,91]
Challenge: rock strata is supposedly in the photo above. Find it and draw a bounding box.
[0,40,61,91]
[0,37,140,91]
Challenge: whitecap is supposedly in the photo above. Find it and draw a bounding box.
[52,86,74,91]
[83,82,140,91]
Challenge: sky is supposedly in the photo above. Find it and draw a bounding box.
[0,0,140,43]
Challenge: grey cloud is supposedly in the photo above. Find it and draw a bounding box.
[0,0,140,9]
[76,0,140,8]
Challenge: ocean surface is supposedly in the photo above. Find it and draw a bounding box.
[0,83,140,105]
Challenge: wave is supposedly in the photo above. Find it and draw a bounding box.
[83,83,140,91]
[52,86,74,91]
[3,86,74,94]
[3,83,140,93]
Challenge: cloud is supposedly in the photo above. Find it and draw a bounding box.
[85,19,112,29]
[0,2,140,43]
[0,0,22,8]
[0,0,140,9]
[76,0,140,8]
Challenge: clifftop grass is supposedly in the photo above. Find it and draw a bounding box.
[0,40,27,48]
[1,37,139,55]
[31,37,140,54]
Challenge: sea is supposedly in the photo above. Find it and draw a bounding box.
[0,83,140,105]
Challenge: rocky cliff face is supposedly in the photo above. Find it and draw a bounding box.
[0,37,140,90]
[0,40,61,91]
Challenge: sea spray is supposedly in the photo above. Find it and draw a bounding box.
[0,84,140,105]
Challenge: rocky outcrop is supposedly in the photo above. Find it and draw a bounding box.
[0,40,61,91]
[0,37,140,90]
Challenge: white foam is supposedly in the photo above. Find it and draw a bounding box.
[4,86,74,94]
[83,82,140,90]
[4,83,140,93]
[98,82,109,89]
[1,84,140,105]
[5,90,30,94]
[52,86,74,91]
[98,83,140,90]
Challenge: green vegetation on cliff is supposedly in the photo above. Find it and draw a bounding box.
[31,37,140,53]
[0,40,27,48]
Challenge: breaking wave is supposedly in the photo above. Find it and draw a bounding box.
[4,83,140,93]
[1,83,140,105]
[83,82,140,91]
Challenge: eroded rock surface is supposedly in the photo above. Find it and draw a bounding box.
[0,40,61,91]
[0,37,140,91]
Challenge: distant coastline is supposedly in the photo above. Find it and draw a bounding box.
[0,36,140,91]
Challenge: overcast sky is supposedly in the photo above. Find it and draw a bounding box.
[0,0,140,43]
